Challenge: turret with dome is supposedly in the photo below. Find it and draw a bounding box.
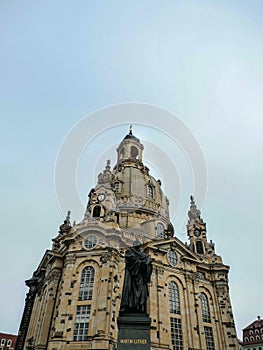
[83,126,172,245]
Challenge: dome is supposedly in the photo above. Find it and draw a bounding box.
[86,128,172,239]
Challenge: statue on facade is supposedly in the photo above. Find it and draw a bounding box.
[58,211,71,235]
[120,240,153,314]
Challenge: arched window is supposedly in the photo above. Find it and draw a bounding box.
[250,330,254,335]
[200,292,211,323]
[78,266,95,301]
[156,223,165,238]
[93,205,101,217]
[244,337,249,342]
[131,146,138,159]
[256,329,259,334]
[196,241,204,254]
[168,281,180,314]
[120,147,125,160]
[250,336,254,341]
[256,336,260,340]
[147,184,153,198]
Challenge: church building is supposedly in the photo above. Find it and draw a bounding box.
[15,128,239,350]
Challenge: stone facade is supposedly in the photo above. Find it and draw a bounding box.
[16,129,239,350]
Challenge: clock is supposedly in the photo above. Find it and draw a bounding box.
[98,193,105,201]
[194,228,201,237]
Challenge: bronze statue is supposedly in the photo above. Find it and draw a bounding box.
[120,240,153,313]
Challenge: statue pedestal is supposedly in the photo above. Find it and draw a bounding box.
[117,313,151,350]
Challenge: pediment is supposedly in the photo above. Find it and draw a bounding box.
[144,236,200,263]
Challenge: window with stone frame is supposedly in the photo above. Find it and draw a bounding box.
[167,250,178,267]
[93,205,101,217]
[196,240,204,254]
[73,305,91,341]
[169,281,180,314]
[204,326,215,350]
[78,266,95,301]
[146,184,153,198]
[84,235,97,250]
[131,146,138,158]
[200,292,211,323]
[156,222,165,238]
[170,317,183,350]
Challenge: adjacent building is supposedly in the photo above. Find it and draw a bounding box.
[0,333,17,350]
[15,129,239,350]
[241,316,263,350]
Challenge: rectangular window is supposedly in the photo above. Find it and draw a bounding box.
[1,339,6,346]
[73,305,91,341]
[114,182,120,192]
[204,326,215,350]
[170,318,183,350]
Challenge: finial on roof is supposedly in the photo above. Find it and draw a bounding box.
[106,159,111,170]
[129,125,133,135]
[188,195,203,224]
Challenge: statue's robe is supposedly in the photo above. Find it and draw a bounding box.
[120,247,152,312]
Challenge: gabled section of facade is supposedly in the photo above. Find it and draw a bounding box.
[15,128,239,350]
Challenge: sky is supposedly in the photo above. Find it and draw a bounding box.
[1,0,263,339]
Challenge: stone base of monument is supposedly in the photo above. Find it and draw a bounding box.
[117,312,151,350]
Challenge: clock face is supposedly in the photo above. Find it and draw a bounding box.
[98,193,105,201]
[194,229,201,237]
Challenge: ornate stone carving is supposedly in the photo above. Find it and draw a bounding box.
[65,253,76,268]
[188,196,203,224]
[98,160,112,185]
[58,211,72,235]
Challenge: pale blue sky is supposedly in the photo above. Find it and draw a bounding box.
[1,0,263,338]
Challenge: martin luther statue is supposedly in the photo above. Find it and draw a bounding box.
[120,240,153,313]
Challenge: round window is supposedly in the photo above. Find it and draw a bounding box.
[167,249,178,267]
[84,235,97,250]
